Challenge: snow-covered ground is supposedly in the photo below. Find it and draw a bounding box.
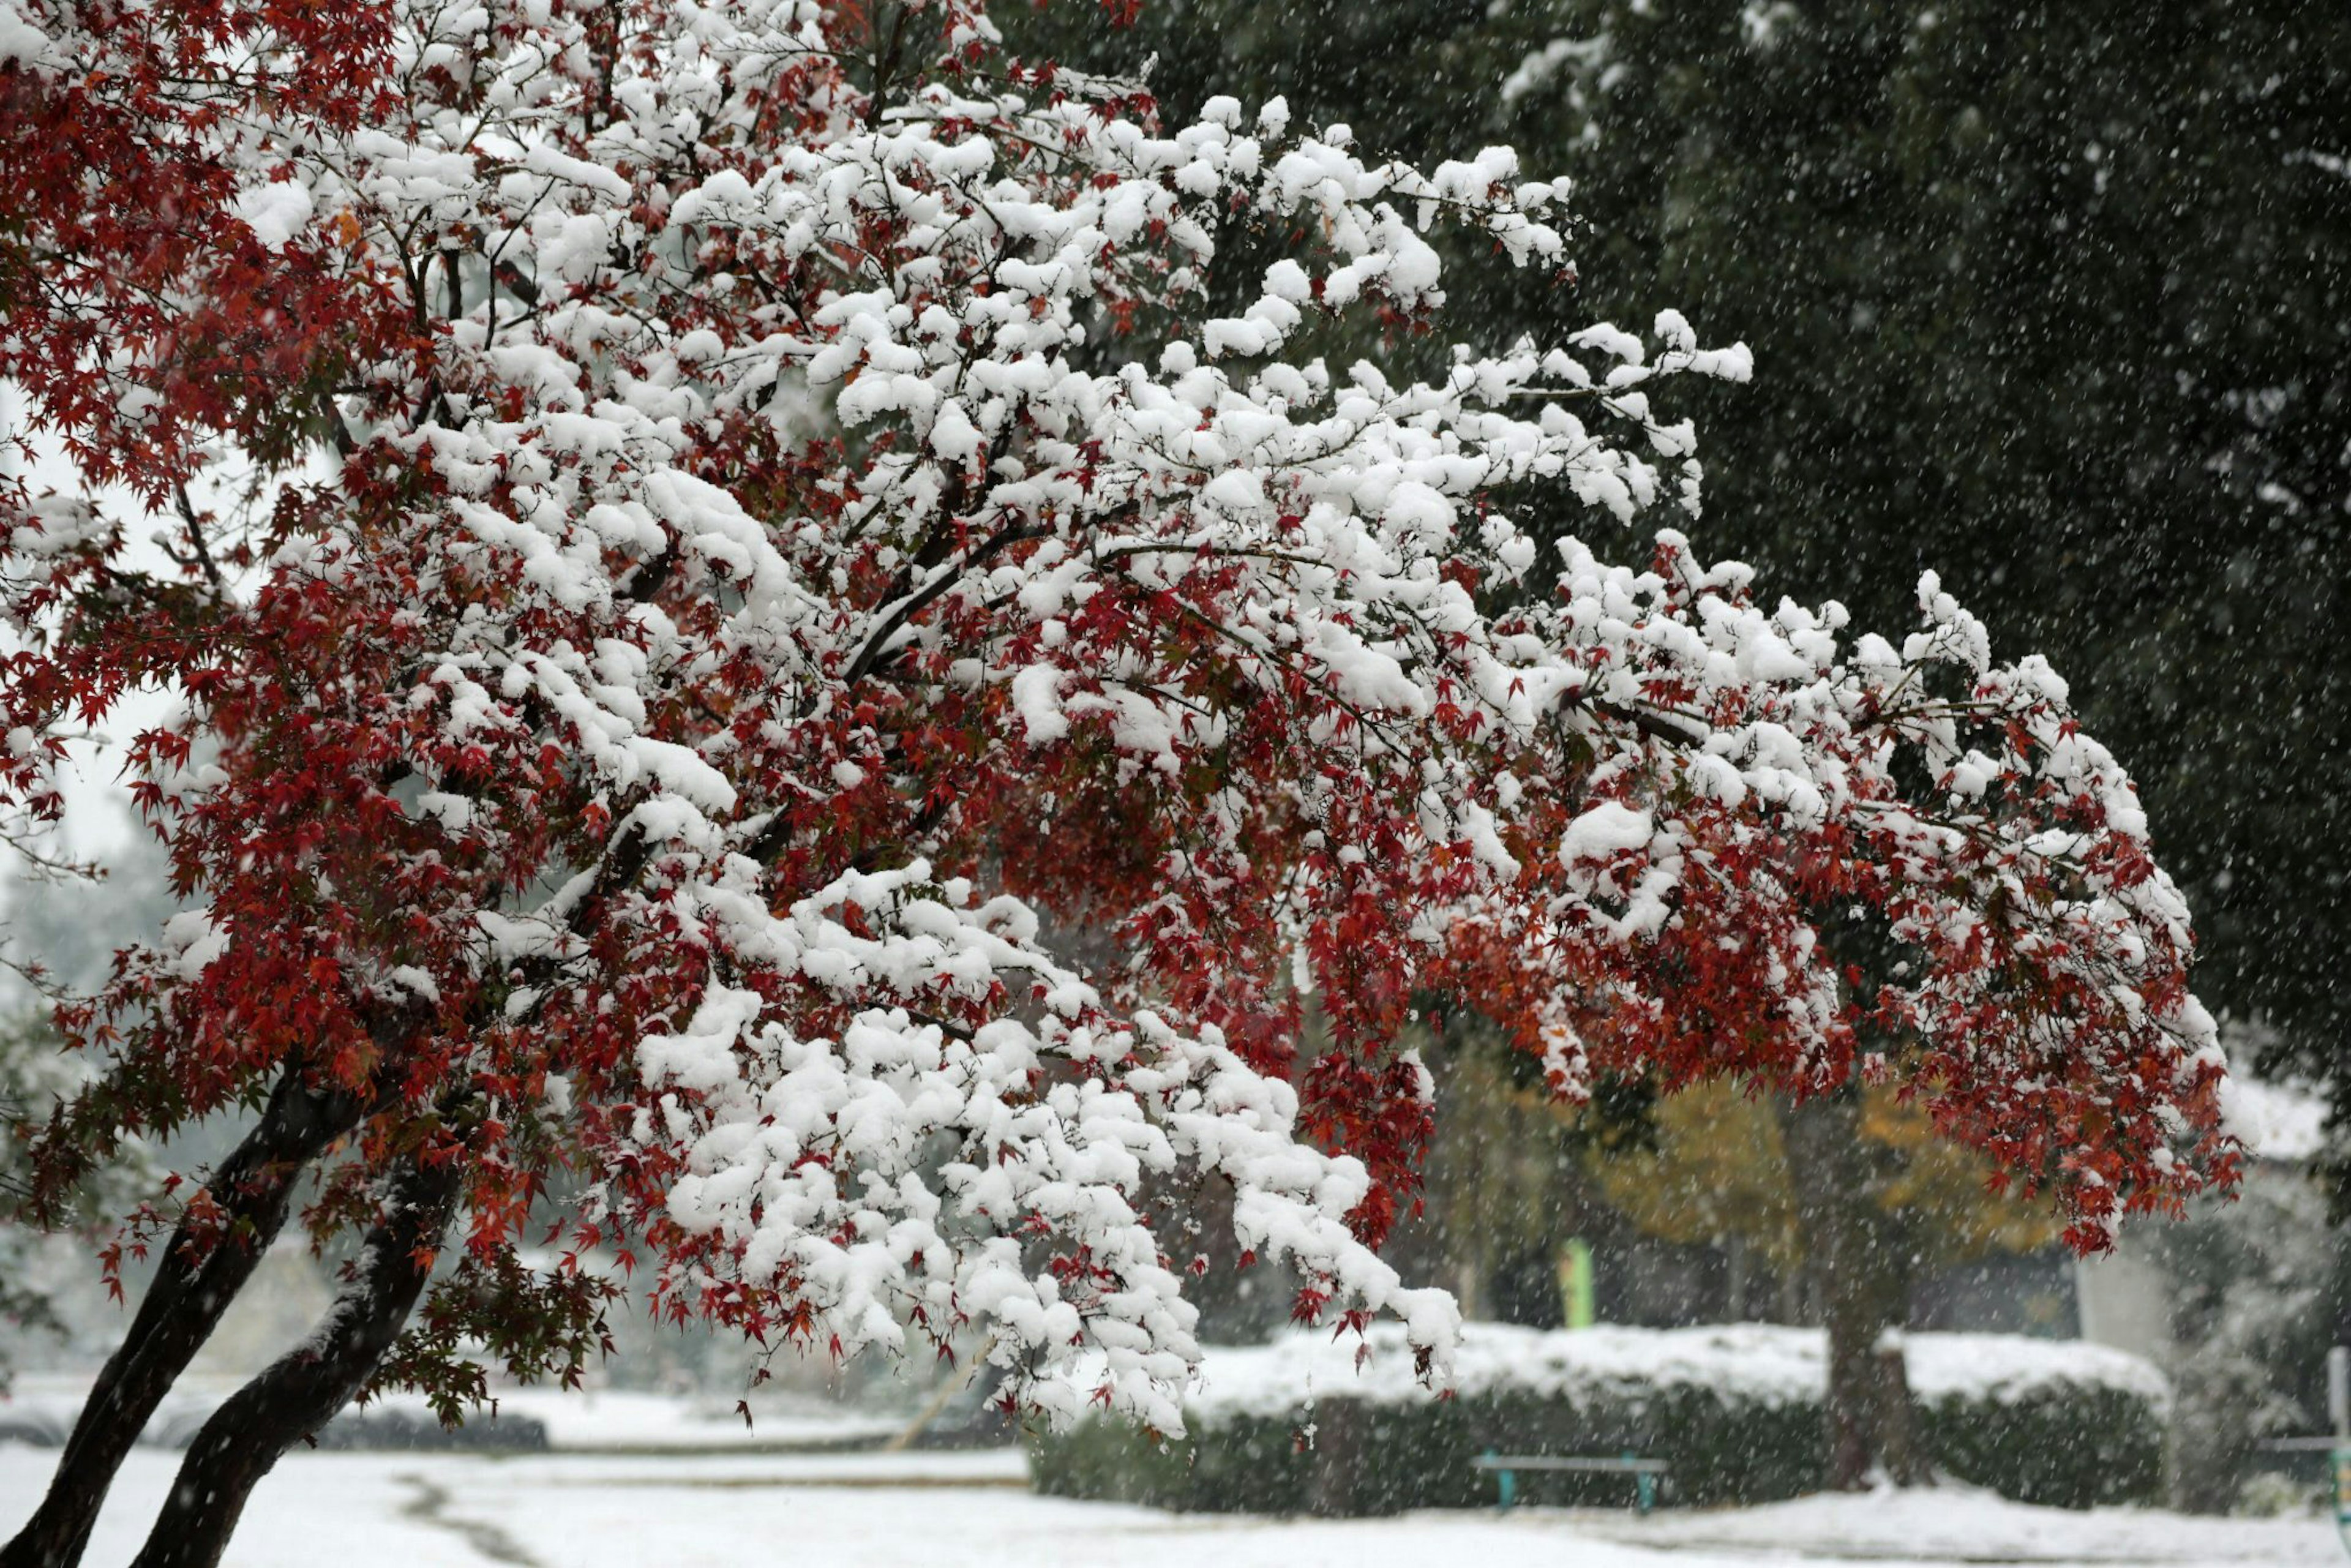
[0,1372,909,1452]
[3,1444,2340,1567]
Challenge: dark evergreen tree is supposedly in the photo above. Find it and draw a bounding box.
[1490,0,2351,1095]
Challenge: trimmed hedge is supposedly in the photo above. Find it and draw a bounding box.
[1918,1381,2163,1508]
[1030,1325,2165,1514]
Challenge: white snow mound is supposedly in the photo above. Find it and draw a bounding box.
[1109,1322,2167,1428]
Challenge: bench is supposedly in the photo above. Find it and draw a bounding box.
[1471,1449,1670,1514]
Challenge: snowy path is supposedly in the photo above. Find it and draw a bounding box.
[3,1446,2342,1567]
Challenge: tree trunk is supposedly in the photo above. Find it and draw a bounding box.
[1778,1082,1923,1490]
[1307,1397,1369,1517]
[129,1146,461,1568]
[2,1071,362,1568]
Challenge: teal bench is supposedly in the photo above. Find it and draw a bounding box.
[1472,1449,1670,1514]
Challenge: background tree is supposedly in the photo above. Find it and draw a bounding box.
[1596,1076,2061,1484]
[1488,0,2351,1105]
[0,821,176,1392]
[2159,1161,2344,1512]
[1596,1081,2058,1301]
[1608,1079,1808,1318]
[1384,1018,1594,1328]
[0,1013,160,1394]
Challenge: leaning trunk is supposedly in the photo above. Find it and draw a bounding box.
[2,1071,361,1568]
[1779,1081,1923,1490]
[129,1146,462,1568]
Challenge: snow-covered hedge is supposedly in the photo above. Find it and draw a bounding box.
[1029,1324,2167,1513]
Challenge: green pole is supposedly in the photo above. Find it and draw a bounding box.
[1559,1239,1595,1330]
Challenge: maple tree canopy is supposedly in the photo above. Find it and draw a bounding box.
[0,0,2233,1431]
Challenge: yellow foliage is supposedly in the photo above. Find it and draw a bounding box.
[1589,1079,2058,1269]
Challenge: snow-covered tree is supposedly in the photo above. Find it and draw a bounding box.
[0,1011,161,1395]
[0,2,2233,1563]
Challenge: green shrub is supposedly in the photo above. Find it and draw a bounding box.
[1029,1324,2166,1515]
[1919,1383,2165,1509]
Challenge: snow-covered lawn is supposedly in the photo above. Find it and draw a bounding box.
[0,1373,910,1453]
[1578,1485,2345,1565]
[4,1445,2341,1567]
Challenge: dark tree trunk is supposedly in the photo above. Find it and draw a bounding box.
[1779,1081,1924,1490]
[129,1146,461,1568]
[2,1072,362,1568]
[1307,1397,1369,1517]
